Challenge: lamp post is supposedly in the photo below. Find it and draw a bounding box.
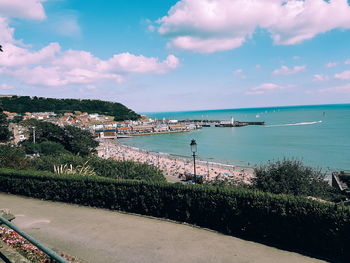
[31,126,36,144]
[190,139,197,182]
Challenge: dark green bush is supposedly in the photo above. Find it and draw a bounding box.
[0,146,31,169]
[253,159,343,201]
[0,168,349,262]
[37,141,68,155]
[31,153,165,182]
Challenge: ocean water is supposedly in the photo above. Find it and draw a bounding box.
[119,104,350,172]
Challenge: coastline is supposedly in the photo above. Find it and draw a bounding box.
[131,130,190,136]
[97,139,255,183]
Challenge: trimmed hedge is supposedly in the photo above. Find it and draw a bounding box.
[1,168,349,262]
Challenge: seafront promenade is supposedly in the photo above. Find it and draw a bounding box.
[97,140,254,183]
[0,193,327,263]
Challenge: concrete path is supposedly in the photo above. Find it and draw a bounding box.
[0,193,328,263]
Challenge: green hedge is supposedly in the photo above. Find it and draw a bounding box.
[1,168,349,262]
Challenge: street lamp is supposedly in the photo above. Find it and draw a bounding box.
[190,139,197,181]
[30,126,36,144]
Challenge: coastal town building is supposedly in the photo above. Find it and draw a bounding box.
[8,123,28,144]
[3,109,198,140]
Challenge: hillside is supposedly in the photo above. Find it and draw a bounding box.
[0,96,140,121]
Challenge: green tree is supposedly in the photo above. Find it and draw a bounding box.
[252,159,343,201]
[22,141,68,156]
[38,141,68,155]
[0,96,140,121]
[20,120,98,156]
[0,145,30,169]
[62,126,99,156]
[11,115,23,123]
[0,111,12,142]
[21,119,65,145]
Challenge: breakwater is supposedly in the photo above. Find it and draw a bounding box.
[177,119,265,127]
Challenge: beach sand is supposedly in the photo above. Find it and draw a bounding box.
[97,140,254,184]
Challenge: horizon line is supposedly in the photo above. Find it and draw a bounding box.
[140,102,350,114]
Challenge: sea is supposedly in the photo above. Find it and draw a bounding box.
[119,104,350,172]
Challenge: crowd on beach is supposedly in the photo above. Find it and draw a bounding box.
[97,140,254,184]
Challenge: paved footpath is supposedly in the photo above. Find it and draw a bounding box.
[0,193,328,263]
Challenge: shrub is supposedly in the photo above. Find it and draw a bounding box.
[253,159,343,201]
[22,141,68,155]
[0,146,30,169]
[0,168,349,262]
[38,141,68,155]
[53,161,96,176]
[31,153,165,182]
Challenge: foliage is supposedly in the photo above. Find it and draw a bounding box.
[54,161,96,176]
[0,226,51,262]
[0,95,140,121]
[31,153,165,182]
[0,226,83,263]
[62,125,98,155]
[0,143,164,182]
[20,119,98,156]
[0,145,30,169]
[0,110,12,142]
[11,115,23,123]
[21,119,65,144]
[252,159,343,201]
[0,168,349,262]
[37,141,68,155]
[22,141,68,155]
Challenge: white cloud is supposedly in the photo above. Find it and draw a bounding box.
[0,17,15,43]
[272,65,306,75]
[98,53,179,74]
[167,36,245,53]
[157,0,350,53]
[245,83,294,95]
[345,59,350,65]
[326,62,337,68]
[0,42,60,67]
[319,84,350,94]
[0,83,14,90]
[334,70,350,80]
[313,74,329,81]
[0,0,46,20]
[0,19,180,88]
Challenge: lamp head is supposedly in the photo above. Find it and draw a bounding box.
[190,139,197,153]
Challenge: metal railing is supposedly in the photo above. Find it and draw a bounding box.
[0,216,68,263]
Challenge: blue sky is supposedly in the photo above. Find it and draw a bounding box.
[1,0,350,112]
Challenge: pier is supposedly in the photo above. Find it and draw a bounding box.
[178,119,265,127]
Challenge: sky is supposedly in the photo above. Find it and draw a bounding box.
[0,0,350,112]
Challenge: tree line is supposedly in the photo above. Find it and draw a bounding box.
[0,96,140,121]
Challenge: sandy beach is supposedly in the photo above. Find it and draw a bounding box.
[97,140,254,184]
